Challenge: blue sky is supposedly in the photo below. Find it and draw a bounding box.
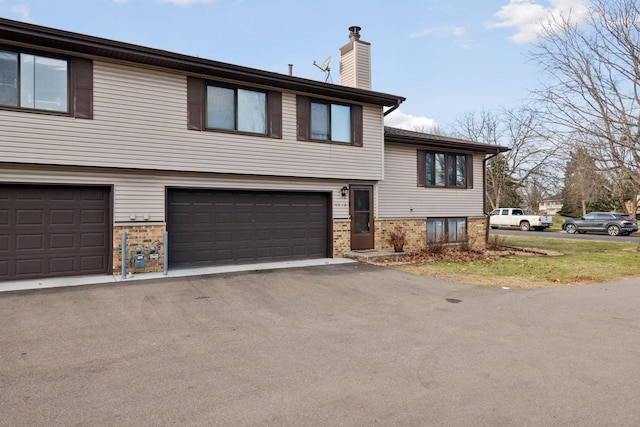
[0,0,587,130]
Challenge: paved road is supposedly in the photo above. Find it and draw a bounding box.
[491,228,640,243]
[2,264,640,426]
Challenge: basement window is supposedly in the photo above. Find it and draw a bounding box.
[427,218,467,243]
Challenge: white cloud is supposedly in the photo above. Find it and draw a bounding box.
[487,0,589,43]
[384,109,439,132]
[11,4,32,22]
[409,24,473,49]
[0,1,34,22]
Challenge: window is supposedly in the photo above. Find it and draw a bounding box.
[206,84,267,134]
[310,101,351,143]
[187,77,281,138]
[0,48,92,118]
[427,218,467,243]
[0,49,68,112]
[418,150,473,188]
[296,96,363,146]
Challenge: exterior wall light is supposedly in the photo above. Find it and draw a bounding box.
[341,186,349,198]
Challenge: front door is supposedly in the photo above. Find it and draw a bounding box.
[350,185,374,250]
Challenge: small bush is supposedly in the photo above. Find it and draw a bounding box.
[425,235,447,254]
[487,234,507,250]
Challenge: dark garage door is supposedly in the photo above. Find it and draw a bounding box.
[0,185,111,281]
[167,189,328,268]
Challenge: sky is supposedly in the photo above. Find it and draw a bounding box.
[0,0,588,131]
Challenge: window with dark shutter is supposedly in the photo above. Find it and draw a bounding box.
[0,48,90,117]
[297,95,362,146]
[187,79,281,138]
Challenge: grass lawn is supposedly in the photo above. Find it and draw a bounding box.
[393,235,640,289]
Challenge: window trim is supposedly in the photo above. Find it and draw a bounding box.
[426,217,468,243]
[417,149,473,189]
[187,77,282,139]
[296,95,363,147]
[0,46,92,119]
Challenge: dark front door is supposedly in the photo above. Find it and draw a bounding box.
[350,185,374,250]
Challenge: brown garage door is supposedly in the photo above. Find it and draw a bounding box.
[0,185,111,281]
[167,189,328,268]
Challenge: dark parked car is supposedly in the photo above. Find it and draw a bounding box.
[562,212,638,236]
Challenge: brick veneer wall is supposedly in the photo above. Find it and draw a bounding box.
[113,225,166,275]
[375,216,488,253]
[467,216,488,249]
[332,220,351,257]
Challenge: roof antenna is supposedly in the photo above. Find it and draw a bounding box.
[313,55,332,83]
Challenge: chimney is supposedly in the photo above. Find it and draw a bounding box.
[339,25,371,90]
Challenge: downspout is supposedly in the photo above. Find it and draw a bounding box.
[483,149,501,244]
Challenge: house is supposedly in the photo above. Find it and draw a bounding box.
[0,19,507,282]
[539,197,563,215]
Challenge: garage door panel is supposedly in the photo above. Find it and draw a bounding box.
[50,257,75,273]
[50,209,75,225]
[16,234,44,250]
[0,185,111,281]
[80,232,107,248]
[80,255,107,271]
[17,209,44,225]
[50,233,75,249]
[16,258,44,275]
[168,190,328,268]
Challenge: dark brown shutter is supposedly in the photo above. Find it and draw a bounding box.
[351,104,363,147]
[466,154,474,189]
[296,95,310,141]
[71,57,93,119]
[187,77,205,130]
[417,150,426,187]
[267,91,282,139]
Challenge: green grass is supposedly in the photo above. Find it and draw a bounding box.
[394,235,640,289]
[551,215,569,230]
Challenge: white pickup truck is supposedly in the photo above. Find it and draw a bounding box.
[489,208,553,231]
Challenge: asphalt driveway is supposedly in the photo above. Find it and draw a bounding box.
[2,263,639,426]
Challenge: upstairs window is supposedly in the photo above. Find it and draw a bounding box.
[0,50,68,112]
[207,85,266,134]
[0,48,92,119]
[310,101,351,143]
[187,77,282,138]
[418,150,473,189]
[296,95,363,146]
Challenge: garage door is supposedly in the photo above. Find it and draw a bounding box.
[0,185,111,281]
[167,189,328,268]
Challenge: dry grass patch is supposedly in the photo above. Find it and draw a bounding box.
[375,236,640,289]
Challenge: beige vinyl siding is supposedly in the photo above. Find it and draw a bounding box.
[340,49,356,87]
[0,165,352,222]
[354,43,371,90]
[0,61,384,181]
[377,143,485,218]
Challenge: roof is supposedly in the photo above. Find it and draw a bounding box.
[384,126,510,154]
[0,18,405,108]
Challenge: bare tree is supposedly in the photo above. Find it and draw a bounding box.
[532,0,640,199]
[562,146,609,215]
[453,108,559,210]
